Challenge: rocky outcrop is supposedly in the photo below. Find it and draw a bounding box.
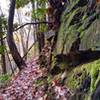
[56,0,100,54]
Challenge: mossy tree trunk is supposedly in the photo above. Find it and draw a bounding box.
[0,17,6,74]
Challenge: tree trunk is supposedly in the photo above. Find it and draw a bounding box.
[0,17,6,74]
[7,0,26,70]
[0,37,6,74]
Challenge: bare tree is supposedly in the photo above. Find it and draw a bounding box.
[7,0,26,70]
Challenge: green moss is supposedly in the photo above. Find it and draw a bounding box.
[0,74,11,87]
[65,59,100,100]
[65,72,78,90]
[0,74,10,82]
[65,67,88,90]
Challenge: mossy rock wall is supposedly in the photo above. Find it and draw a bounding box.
[56,0,100,54]
[54,0,100,99]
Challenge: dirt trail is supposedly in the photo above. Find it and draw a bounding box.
[0,57,72,100]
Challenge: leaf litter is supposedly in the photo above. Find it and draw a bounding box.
[0,57,72,100]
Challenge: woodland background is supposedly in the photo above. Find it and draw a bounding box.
[0,0,100,100]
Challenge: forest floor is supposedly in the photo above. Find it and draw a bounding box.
[0,56,72,100]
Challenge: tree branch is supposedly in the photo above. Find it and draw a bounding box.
[2,21,52,40]
[14,21,52,31]
[22,39,37,59]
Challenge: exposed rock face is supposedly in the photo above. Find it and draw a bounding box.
[53,0,100,100]
[92,81,100,100]
[56,0,100,54]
